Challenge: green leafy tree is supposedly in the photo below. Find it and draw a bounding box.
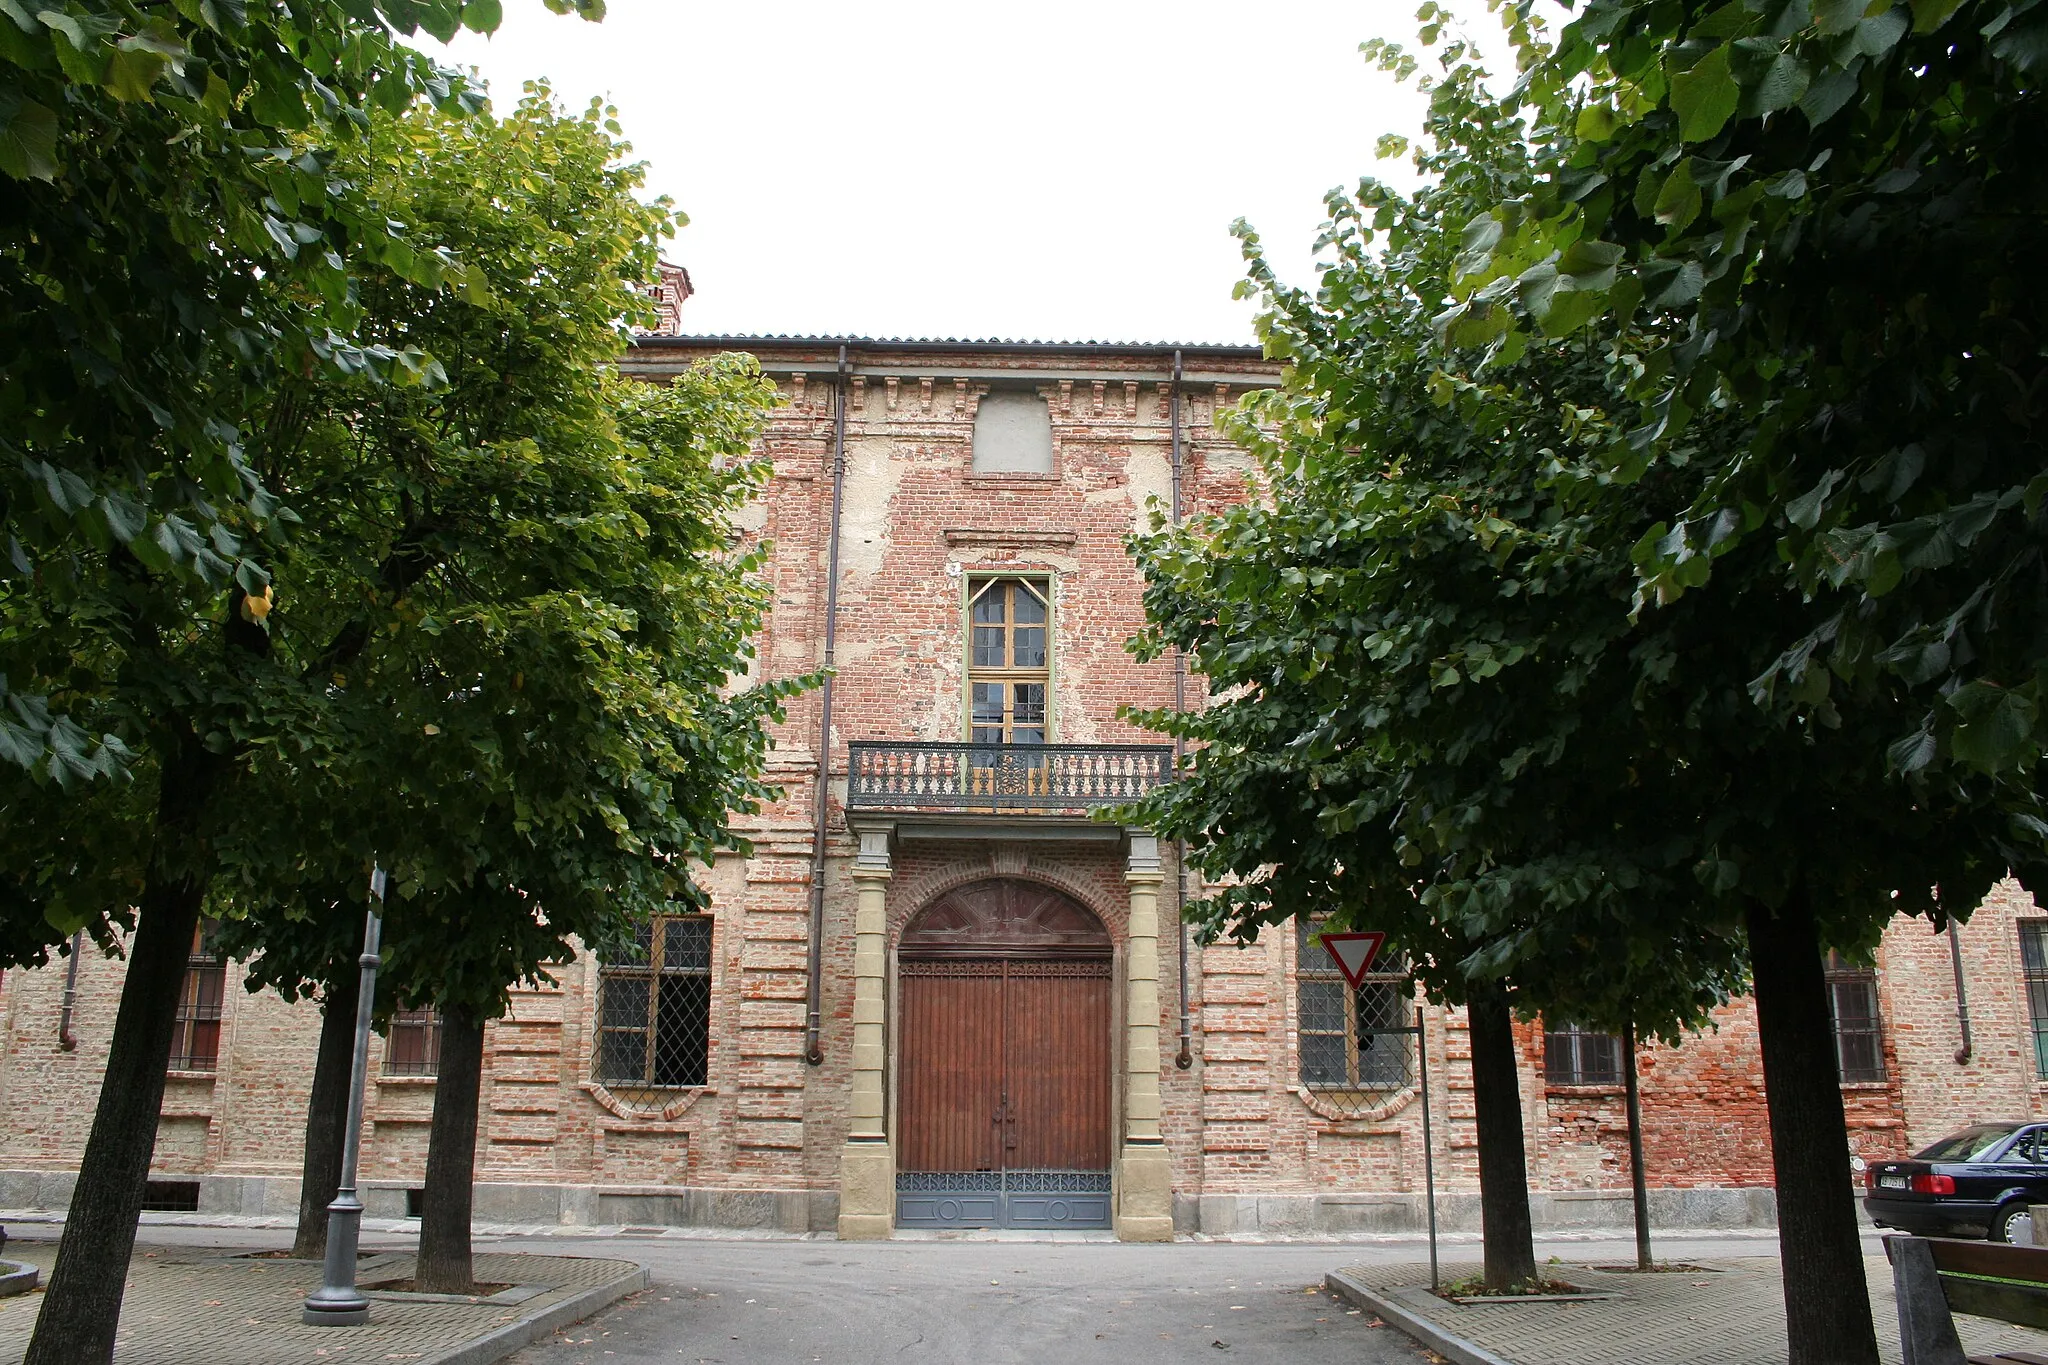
[0,0,597,780]
[0,6,634,1358]
[200,93,799,1291]
[1124,25,2046,1351]
[1440,0,2048,777]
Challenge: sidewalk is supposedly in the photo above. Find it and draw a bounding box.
[0,1243,644,1365]
[1328,1255,2048,1365]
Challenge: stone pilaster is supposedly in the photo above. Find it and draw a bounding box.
[1116,831,1174,1242]
[838,825,894,1240]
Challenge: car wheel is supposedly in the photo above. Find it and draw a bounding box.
[1992,1202,2035,1245]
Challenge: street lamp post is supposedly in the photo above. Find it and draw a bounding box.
[302,865,386,1326]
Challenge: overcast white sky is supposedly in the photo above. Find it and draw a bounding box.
[427,0,1516,344]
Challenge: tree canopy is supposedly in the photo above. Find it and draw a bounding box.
[1122,13,2047,1348]
[1439,0,2048,778]
[0,0,599,783]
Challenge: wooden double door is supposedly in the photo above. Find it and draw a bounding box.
[896,956,1113,1228]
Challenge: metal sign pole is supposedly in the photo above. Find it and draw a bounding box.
[303,865,386,1326]
[1417,1004,1439,1290]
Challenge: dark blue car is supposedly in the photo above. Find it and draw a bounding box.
[1864,1121,2048,1244]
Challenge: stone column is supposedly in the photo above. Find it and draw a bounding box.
[837,826,894,1240]
[1116,831,1174,1241]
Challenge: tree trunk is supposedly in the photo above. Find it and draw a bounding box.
[1466,984,1537,1291]
[1747,895,1880,1365]
[1622,1018,1653,1271]
[24,742,220,1365]
[291,970,362,1260]
[415,1007,485,1294]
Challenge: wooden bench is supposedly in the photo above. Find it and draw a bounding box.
[1885,1233,2048,1364]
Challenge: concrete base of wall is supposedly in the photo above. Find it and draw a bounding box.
[0,1170,838,1234]
[5,1167,1772,1239]
[1176,1187,1778,1237]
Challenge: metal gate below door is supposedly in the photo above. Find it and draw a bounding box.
[895,1169,1112,1229]
[894,882,1114,1231]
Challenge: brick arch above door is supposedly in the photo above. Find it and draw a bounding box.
[901,878,1111,959]
[883,855,1127,951]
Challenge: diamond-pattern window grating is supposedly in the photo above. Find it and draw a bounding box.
[592,914,713,1108]
[1297,915,1417,1118]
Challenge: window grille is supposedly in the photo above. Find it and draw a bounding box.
[592,914,713,1105]
[968,578,1050,755]
[1544,1023,1623,1087]
[1823,949,1886,1084]
[1296,917,1413,1116]
[2021,921,2048,1080]
[384,1008,443,1077]
[168,922,225,1073]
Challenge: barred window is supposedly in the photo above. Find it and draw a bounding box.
[385,1008,443,1077]
[2021,921,2048,1080]
[1544,1023,1623,1087]
[168,922,225,1074]
[1824,950,1886,1084]
[592,914,713,1102]
[1297,917,1413,1110]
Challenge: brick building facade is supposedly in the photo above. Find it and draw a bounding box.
[3,331,2046,1239]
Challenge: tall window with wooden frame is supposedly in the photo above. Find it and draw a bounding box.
[968,576,1051,794]
[2021,920,2048,1080]
[168,922,225,1074]
[592,913,713,1103]
[1296,916,1413,1111]
[1823,949,1886,1084]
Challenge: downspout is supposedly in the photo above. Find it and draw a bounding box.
[57,928,83,1050]
[1948,921,1974,1065]
[804,344,851,1068]
[1169,348,1194,1071]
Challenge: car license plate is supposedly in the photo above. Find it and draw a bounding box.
[1880,1174,1907,1189]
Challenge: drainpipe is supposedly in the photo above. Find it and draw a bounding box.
[804,344,851,1068]
[57,929,83,1050]
[1169,348,1194,1071]
[1948,920,1974,1065]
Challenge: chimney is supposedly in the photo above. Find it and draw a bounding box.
[642,260,693,335]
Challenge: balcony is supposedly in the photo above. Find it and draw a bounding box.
[846,741,1174,816]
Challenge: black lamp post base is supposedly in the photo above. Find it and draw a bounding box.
[302,1294,370,1326]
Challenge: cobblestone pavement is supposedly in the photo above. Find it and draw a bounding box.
[0,1243,640,1365]
[1338,1255,2048,1365]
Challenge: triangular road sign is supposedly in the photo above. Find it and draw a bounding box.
[1318,931,1386,989]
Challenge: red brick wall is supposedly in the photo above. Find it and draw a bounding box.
[9,341,2043,1222]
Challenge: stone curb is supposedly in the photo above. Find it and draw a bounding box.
[0,1259,38,1298]
[417,1263,650,1365]
[1324,1269,1516,1365]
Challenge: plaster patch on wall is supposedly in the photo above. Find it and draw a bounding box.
[731,496,768,536]
[1124,448,1174,532]
[839,436,903,582]
[1205,447,1256,480]
[947,550,1081,575]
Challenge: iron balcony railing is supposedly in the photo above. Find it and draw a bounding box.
[846,741,1174,814]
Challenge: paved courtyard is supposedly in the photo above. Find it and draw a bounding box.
[496,1237,1435,1365]
[7,1222,2027,1364]
[1332,1253,2048,1365]
[0,1238,641,1365]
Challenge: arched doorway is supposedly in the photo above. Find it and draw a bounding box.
[895,878,1113,1229]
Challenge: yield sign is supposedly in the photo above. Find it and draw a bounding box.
[1317,931,1386,989]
